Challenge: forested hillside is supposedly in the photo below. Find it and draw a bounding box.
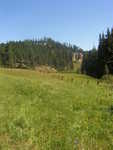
[0,28,113,78]
[0,38,82,70]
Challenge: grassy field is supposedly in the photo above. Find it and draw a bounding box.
[0,68,113,150]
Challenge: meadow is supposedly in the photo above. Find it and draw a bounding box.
[0,68,113,150]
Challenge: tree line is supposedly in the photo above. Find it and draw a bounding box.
[81,27,113,78]
[1,27,112,78]
[0,38,81,71]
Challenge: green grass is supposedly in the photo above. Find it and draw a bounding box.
[0,68,113,150]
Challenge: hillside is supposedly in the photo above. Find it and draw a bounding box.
[0,69,113,149]
[0,38,83,71]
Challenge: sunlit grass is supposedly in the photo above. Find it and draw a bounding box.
[0,68,113,149]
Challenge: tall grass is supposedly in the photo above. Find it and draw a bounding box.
[0,69,113,149]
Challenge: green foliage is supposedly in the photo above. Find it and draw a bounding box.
[98,28,113,74]
[0,69,113,149]
[81,49,105,78]
[82,27,113,78]
[0,38,81,71]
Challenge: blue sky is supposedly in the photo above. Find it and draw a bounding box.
[0,0,113,50]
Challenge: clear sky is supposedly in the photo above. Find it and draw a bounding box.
[0,0,113,50]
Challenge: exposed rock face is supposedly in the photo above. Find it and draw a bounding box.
[72,52,83,62]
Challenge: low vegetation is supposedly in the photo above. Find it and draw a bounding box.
[0,68,113,149]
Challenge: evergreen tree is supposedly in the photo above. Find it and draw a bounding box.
[0,38,81,71]
[98,28,113,74]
